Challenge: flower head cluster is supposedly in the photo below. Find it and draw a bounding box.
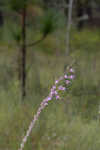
[18,67,75,150]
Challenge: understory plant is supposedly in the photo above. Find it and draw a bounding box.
[18,67,75,150]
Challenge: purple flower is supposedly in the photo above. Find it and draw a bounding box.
[62,87,66,91]
[47,97,52,101]
[55,80,59,84]
[50,91,55,96]
[68,75,75,79]
[56,95,60,100]
[66,80,71,84]
[54,91,58,95]
[58,86,66,91]
[64,75,68,79]
[52,86,56,89]
[70,68,75,73]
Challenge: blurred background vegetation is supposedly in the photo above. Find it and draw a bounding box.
[0,0,100,150]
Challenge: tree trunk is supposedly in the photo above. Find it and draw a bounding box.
[64,0,69,17]
[21,7,27,100]
[65,0,74,55]
[76,0,85,30]
[85,1,93,24]
[0,10,4,26]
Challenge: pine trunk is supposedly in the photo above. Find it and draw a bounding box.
[21,7,27,99]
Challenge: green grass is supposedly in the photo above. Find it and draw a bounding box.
[0,20,100,150]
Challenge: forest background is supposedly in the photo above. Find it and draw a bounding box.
[0,0,100,150]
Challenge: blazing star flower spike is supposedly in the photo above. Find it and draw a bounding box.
[18,67,75,150]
